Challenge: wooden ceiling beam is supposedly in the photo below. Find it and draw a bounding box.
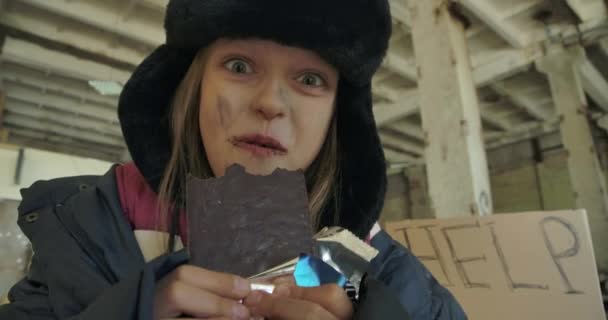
[19,0,163,46]
[2,37,130,84]
[457,0,531,48]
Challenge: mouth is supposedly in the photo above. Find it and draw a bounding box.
[231,134,288,156]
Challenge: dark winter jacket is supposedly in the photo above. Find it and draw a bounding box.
[0,166,466,319]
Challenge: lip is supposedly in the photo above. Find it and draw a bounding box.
[231,134,288,157]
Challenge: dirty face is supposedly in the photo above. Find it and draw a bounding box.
[198,38,339,176]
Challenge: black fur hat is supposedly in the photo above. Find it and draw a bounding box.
[118,0,392,238]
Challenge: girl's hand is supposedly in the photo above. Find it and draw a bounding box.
[154,265,252,320]
[243,282,354,320]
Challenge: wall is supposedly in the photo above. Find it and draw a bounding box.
[490,152,579,212]
[0,144,113,201]
[380,132,603,225]
[379,174,411,226]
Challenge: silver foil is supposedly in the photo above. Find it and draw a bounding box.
[248,228,378,294]
[250,282,275,294]
[314,227,378,292]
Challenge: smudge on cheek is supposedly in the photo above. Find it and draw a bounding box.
[217,95,232,129]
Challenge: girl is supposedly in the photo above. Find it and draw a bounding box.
[0,0,466,319]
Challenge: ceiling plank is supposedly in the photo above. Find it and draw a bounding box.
[382,141,420,157]
[0,7,146,66]
[381,126,425,146]
[4,81,118,123]
[1,62,118,108]
[578,57,608,112]
[382,51,418,81]
[491,81,554,121]
[596,114,608,132]
[388,0,412,32]
[457,0,531,48]
[8,129,122,162]
[2,37,131,84]
[373,84,417,103]
[382,30,543,87]
[479,106,513,131]
[5,97,123,137]
[373,90,419,126]
[383,147,419,163]
[473,46,542,87]
[374,47,543,126]
[599,38,608,57]
[139,0,168,13]
[379,131,424,156]
[4,112,124,147]
[485,120,559,149]
[386,121,425,141]
[7,126,124,154]
[565,0,608,22]
[19,0,163,46]
[501,1,545,19]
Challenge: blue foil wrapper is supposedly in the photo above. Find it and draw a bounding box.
[249,227,378,303]
[294,253,348,287]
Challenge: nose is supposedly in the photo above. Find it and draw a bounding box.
[250,78,287,121]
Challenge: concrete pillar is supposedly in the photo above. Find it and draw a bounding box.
[0,89,5,125]
[409,0,493,218]
[0,90,6,143]
[536,46,608,271]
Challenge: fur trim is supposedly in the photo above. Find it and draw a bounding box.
[165,0,391,85]
[118,0,391,238]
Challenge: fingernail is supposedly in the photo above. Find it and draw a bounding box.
[274,284,290,296]
[232,304,249,320]
[235,277,250,295]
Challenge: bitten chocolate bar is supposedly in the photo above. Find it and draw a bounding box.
[186,164,315,277]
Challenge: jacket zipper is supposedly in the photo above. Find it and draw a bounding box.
[54,203,119,283]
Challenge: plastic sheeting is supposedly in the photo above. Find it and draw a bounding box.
[0,200,31,299]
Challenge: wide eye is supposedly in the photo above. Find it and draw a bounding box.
[224,58,253,74]
[297,73,326,87]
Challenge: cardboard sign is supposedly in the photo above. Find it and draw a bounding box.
[385,210,606,320]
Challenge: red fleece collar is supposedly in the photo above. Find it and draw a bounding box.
[115,162,188,244]
[115,162,380,248]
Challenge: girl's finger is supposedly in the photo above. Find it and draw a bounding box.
[272,284,353,319]
[158,280,250,320]
[244,291,337,320]
[272,276,296,286]
[169,265,251,299]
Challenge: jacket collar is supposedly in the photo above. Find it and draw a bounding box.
[19,165,146,281]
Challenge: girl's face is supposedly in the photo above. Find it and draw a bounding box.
[199,39,339,176]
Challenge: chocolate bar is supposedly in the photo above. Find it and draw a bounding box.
[186,164,314,277]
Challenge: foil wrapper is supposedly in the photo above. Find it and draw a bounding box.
[294,253,347,287]
[248,227,379,297]
[314,227,378,292]
[249,282,276,294]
